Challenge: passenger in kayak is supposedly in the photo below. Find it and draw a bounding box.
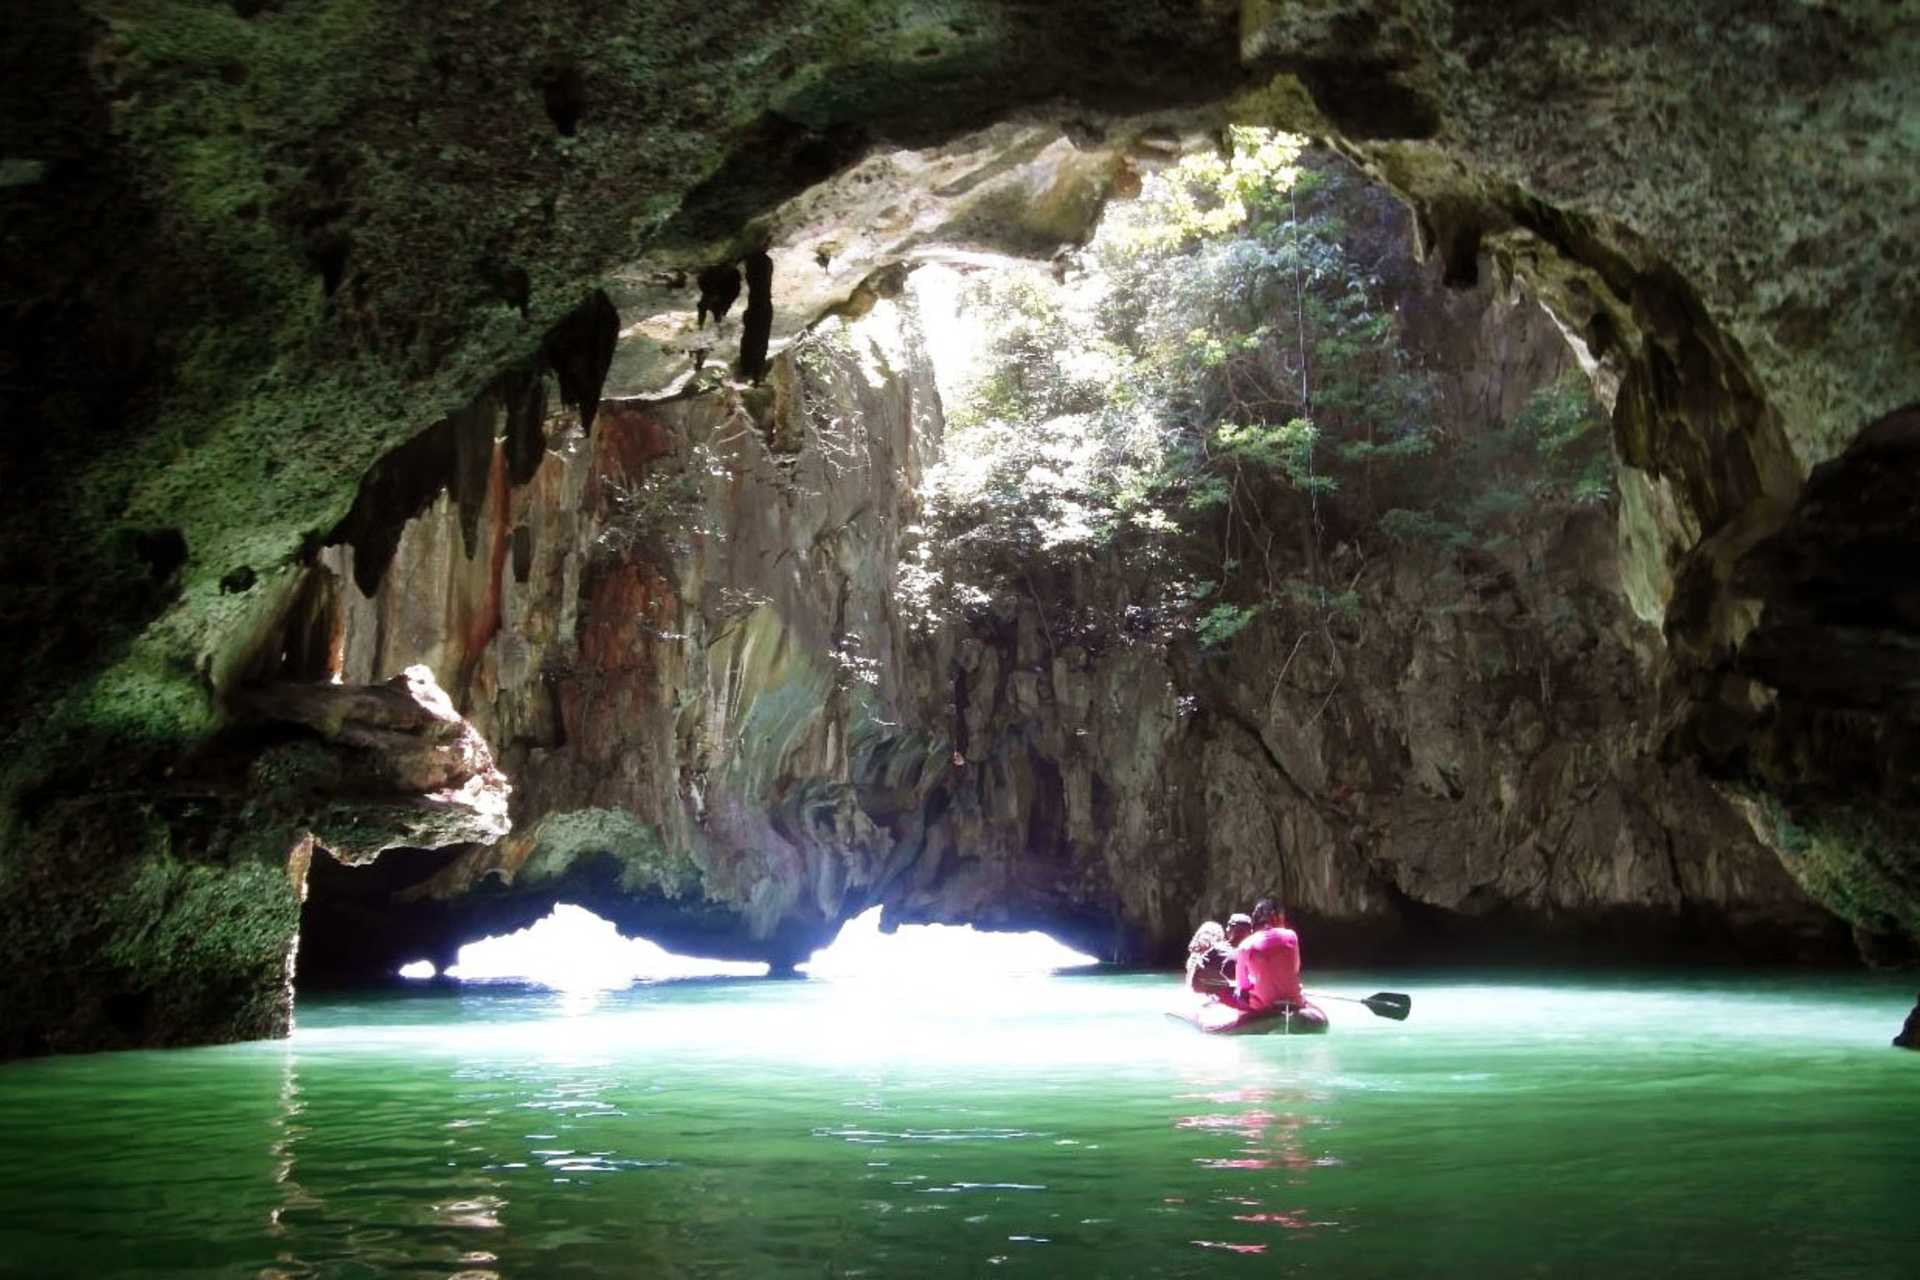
[1184,914,1254,995]
[1185,921,1230,994]
[1227,899,1327,1028]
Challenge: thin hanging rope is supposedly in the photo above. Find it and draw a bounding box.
[1288,178,1327,604]
[1286,171,1340,724]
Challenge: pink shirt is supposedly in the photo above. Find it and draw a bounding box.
[1234,926,1303,1009]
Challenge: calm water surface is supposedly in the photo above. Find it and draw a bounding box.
[0,971,1914,1278]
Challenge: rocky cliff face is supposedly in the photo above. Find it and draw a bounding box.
[296,238,1843,983]
[889,237,1846,965]
[0,660,507,1058]
[301,301,945,979]
[3,0,1916,1052]
[1703,407,1920,963]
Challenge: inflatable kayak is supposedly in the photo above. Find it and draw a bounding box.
[1166,1000,1330,1036]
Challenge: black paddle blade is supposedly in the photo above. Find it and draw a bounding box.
[1362,992,1412,1021]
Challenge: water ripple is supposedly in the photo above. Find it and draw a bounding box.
[0,970,1912,1277]
[812,1127,1041,1143]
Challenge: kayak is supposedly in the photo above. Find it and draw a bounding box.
[1166,1000,1330,1036]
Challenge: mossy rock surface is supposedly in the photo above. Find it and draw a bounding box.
[0,800,301,1057]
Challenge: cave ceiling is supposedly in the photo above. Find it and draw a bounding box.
[2,2,1913,728]
[601,116,1217,399]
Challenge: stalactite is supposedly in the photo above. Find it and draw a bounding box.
[738,250,774,384]
[328,290,619,595]
[697,264,742,327]
[543,290,620,433]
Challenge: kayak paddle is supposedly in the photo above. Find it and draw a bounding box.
[1311,991,1412,1021]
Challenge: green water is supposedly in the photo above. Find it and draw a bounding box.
[0,971,1914,1278]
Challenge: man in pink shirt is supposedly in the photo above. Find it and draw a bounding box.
[1230,898,1327,1028]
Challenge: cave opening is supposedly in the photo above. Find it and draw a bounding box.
[871,129,1649,962]
[6,1,1920,1272]
[898,128,1615,604]
[398,903,770,987]
[387,903,1096,990]
[280,122,1833,1019]
[799,906,1098,980]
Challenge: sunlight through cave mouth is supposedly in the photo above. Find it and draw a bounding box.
[397,904,1097,989]
[399,904,770,989]
[797,906,1098,980]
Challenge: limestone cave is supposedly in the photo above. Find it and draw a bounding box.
[1,2,1916,1273]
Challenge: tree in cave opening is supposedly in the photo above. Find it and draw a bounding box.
[900,128,1611,656]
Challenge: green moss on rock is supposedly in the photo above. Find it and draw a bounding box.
[0,799,301,1057]
[519,807,702,899]
[1747,796,1920,948]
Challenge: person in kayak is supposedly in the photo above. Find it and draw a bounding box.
[1227,898,1327,1028]
[1185,921,1230,994]
[1185,914,1255,995]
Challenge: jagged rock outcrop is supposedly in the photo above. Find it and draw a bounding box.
[0,663,507,1057]
[603,117,1184,397]
[1896,998,1920,1050]
[3,0,1917,1050]
[299,303,944,978]
[232,665,511,864]
[1701,406,1920,960]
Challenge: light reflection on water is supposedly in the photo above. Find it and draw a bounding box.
[0,971,1913,1277]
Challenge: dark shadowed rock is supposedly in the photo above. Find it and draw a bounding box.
[696,264,742,328]
[737,250,774,384]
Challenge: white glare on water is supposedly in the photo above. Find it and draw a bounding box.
[427,904,769,988]
[799,906,1097,981]
[396,960,436,980]
[773,911,1107,1062]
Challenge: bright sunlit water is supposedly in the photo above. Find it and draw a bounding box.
[1,971,1914,1277]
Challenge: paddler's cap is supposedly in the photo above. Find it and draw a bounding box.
[1227,913,1253,927]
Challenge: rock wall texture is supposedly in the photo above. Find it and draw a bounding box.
[302,303,946,979]
[1707,407,1920,962]
[2,0,1914,1050]
[297,259,1843,983]
[0,662,506,1058]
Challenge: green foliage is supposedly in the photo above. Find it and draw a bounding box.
[1380,371,1611,553]
[1215,419,1334,494]
[919,129,1612,653]
[1520,374,1614,505]
[1378,507,1470,550]
[594,442,726,566]
[1195,602,1262,648]
[1116,130,1306,248]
